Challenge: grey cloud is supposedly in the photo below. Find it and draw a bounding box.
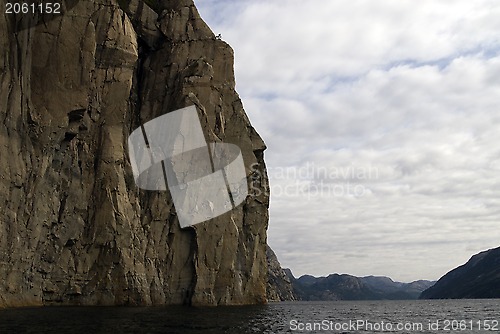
[197,0,500,282]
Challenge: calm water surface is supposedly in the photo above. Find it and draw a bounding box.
[0,299,499,333]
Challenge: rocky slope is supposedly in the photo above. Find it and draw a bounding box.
[266,246,297,301]
[291,273,434,300]
[0,0,270,307]
[420,246,500,299]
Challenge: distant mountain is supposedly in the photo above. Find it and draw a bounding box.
[289,273,434,301]
[362,276,434,300]
[294,274,376,300]
[420,246,500,299]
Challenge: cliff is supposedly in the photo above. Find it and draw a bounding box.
[420,246,500,299]
[0,0,270,307]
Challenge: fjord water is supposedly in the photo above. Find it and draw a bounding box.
[0,299,498,333]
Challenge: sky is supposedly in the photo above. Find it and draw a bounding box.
[195,0,500,282]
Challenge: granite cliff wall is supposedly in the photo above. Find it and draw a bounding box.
[0,0,269,307]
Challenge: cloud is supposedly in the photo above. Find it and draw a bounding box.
[199,0,500,97]
[196,0,500,281]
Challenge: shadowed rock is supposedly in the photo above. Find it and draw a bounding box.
[266,246,297,301]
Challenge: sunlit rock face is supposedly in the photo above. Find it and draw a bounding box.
[0,0,270,307]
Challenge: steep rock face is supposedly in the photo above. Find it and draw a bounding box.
[420,247,500,299]
[0,0,269,307]
[266,246,296,301]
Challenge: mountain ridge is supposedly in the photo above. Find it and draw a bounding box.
[420,246,500,299]
[285,271,435,301]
